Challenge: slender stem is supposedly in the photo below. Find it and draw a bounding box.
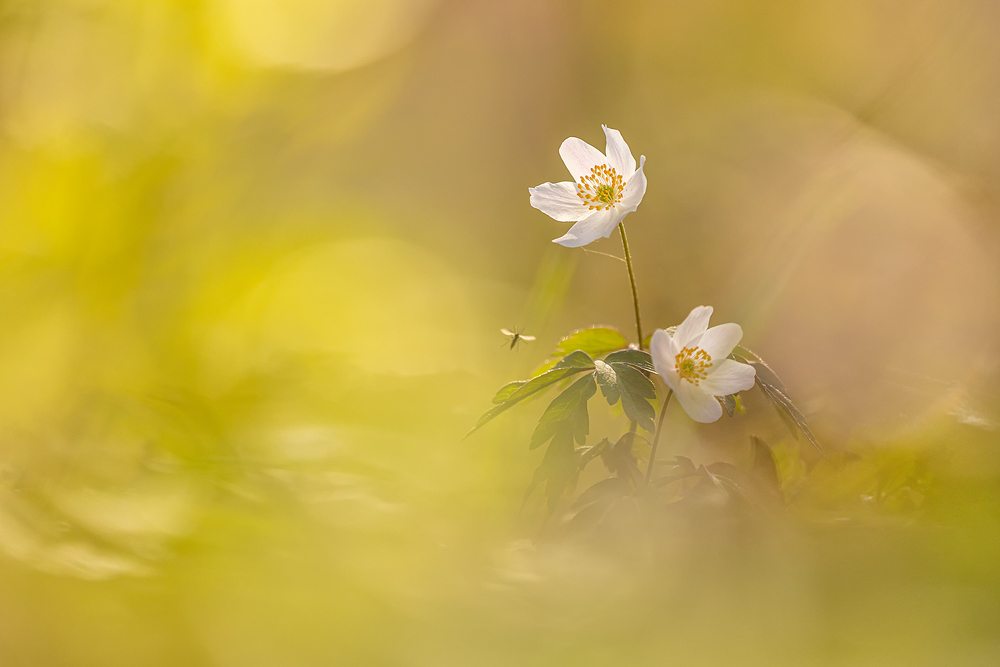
[618,222,644,350]
[644,389,673,485]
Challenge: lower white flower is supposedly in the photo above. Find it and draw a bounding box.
[650,306,756,423]
[528,125,647,248]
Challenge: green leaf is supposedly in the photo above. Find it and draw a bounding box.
[722,394,736,417]
[577,438,609,470]
[492,381,526,404]
[609,362,656,432]
[749,360,823,455]
[706,459,782,509]
[604,349,655,373]
[730,347,823,455]
[531,326,629,376]
[704,462,762,508]
[593,360,620,405]
[600,431,649,485]
[750,436,781,493]
[465,350,595,438]
[571,476,631,509]
[529,374,597,450]
[552,349,597,371]
[554,326,629,358]
[540,430,579,511]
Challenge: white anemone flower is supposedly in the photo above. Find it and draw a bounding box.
[528,125,647,248]
[650,306,757,423]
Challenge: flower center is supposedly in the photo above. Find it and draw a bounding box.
[675,346,711,385]
[576,164,624,211]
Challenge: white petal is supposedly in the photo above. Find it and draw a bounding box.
[551,208,621,248]
[674,380,723,423]
[603,125,636,175]
[559,137,607,182]
[528,182,589,222]
[650,329,679,390]
[673,306,713,350]
[618,155,646,215]
[700,359,756,396]
[698,322,744,369]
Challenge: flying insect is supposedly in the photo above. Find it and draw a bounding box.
[500,328,535,351]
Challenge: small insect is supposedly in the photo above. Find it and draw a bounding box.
[500,327,535,351]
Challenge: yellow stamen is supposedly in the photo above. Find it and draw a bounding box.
[576,164,624,210]
[675,346,711,385]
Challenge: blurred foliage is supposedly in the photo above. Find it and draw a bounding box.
[0,0,998,665]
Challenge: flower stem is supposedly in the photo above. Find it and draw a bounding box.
[617,222,644,350]
[644,389,673,485]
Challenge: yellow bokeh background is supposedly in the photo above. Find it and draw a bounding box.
[0,1,999,664]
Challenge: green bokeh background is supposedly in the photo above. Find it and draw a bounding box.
[0,0,999,664]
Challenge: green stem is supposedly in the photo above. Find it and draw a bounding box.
[645,389,672,485]
[618,222,644,350]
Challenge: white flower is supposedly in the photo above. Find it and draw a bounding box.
[650,306,756,423]
[528,125,647,248]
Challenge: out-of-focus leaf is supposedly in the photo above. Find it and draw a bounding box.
[604,349,655,373]
[609,362,656,432]
[706,458,782,509]
[673,456,696,472]
[571,476,631,509]
[521,429,583,514]
[650,456,702,490]
[722,394,736,417]
[567,494,617,531]
[529,374,596,450]
[593,360,620,405]
[751,436,781,492]
[555,326,629,358]
[705,462,763,508]
[641,325,676,350]
[492,380,526,404]
[465,350,595,438]
[577,438,609,470]
[600,432,649,485]
[541,430,578,511]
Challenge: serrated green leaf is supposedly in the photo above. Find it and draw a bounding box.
[730,347,822,455]
[492,381,526,404]
[593,359,620,405]
[748,360,823,455]
[529,373,597,450]
[531,327,629,376]
[604,349,655,373]
[609,362,656,432]
[465,350,595,438]
[552,349,597,370]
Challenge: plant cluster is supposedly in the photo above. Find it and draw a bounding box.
[468,126,821,524]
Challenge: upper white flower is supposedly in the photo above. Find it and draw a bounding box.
[528,125,647,248]
[650,306,757,423]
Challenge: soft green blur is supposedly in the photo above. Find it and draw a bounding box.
[0,1,999,664]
